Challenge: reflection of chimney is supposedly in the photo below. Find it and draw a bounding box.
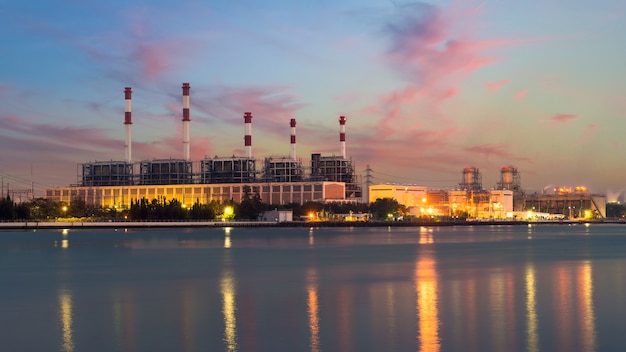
[182,83,190,161]
[290,118,297,160]
[339,115,346,159]
[244,112,253,158]
[124,87,132,163]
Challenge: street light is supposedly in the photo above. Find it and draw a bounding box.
[62,206,68,217]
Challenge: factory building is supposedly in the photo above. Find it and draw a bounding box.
[81,161,133,187]
[369,166,606,220]
[369,184,427,207]
[47,84,362,206]
[201,157,257,184]
[46,181,346,209]
[523,186,606,218]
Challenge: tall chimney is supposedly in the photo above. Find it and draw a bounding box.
[290,118,297,160]
[182,83,191,161]
[124,87,132,163]
[244,112,253,158]
[339,115,346,159]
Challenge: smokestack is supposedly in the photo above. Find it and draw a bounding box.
[244,112,253,158]
[290,118,297,160]
[182,83,190,161]
[124,87,132,163]
[339,115,346,159]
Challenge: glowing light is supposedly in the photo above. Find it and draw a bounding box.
[221,259,238,351]
[416,254,440,352]
[307,268,321,352]
[525,265,538,352]
[59,289,74,352]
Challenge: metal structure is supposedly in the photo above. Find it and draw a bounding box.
[72,86,364,200]
[201,157,256,184]
[497,165,523,195]
[81,161,133,186]
[459,166,482,191]
[139,159,192,185]
[262,157,304,182]
[310,154,361,199]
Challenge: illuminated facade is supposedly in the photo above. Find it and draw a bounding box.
[45,181,346,209]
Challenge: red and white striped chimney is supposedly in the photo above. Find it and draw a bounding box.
[339,115,346,159]
[244,112,253,158]
[182,83,191,161]
[290,118,297,160]
[124,87,132,163]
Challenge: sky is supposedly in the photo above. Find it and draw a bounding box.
[1,0,625,200]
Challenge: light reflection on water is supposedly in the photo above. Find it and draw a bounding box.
[221,253,238,352]
[307,267,320,352]
[415,251,440,352]
[525,264,539,352]
[2,225,626,351]
[59,289,74,352]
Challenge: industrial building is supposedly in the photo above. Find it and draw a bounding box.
[45,84,607,218]
[46,84,362,207]
[369,166,606,220]
[46,181,346,209]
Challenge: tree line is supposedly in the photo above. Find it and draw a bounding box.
[0,190,410,222]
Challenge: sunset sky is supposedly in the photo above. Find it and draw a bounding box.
[1,0,625,199]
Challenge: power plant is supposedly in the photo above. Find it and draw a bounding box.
[48,84,361,208]
[45,83,607,220]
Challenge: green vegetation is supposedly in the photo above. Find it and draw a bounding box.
[0,194,413,222]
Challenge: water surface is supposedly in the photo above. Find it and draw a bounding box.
[2,224,626,351]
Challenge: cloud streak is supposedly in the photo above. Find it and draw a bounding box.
[545,113,579,123]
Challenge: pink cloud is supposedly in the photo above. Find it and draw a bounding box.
[463,143,511,159]
[485,80,511,92]
[514,89,528,101]
[577,123,598,144]
[545,113,579,123]
[384,2,504,88]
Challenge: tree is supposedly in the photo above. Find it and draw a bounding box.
[369,198,405,220]
[238,185,265,220]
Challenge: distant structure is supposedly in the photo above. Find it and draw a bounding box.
[459,166,482,191]
[139,83,193,185]
[497,165,522,194]
[124,87,132,163]
[52,85,362,206]
[261,118,304,182]
[309,116,361,199]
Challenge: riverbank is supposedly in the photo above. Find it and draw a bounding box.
[0,218,621,230]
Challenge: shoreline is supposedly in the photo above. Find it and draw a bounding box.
[0,219,621,230]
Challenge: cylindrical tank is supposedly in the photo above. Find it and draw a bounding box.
[463,166,476,185]
[501,165,516,185]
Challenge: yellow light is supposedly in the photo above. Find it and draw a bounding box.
[223,206,234,219]
[62,206,68,212]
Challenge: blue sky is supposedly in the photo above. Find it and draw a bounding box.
[1,0,625,200]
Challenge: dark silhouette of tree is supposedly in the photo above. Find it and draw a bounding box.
[369,198,406,220]
[238,185,265,220]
